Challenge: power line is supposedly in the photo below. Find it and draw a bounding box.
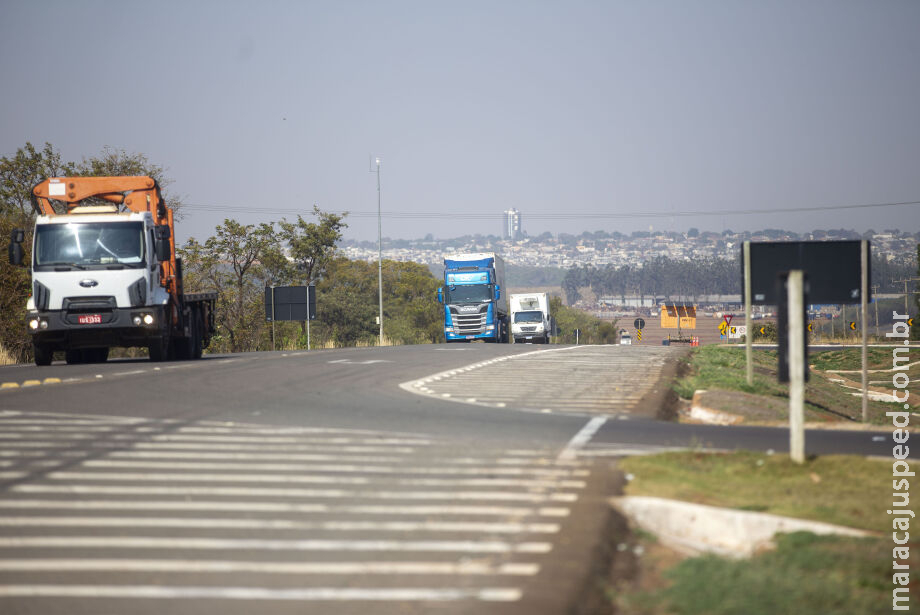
[180,198,920,221]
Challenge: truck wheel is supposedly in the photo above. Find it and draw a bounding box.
[148,336,168,362]
[34,344,53,366]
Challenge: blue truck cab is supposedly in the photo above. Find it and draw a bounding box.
[438,252,508,343]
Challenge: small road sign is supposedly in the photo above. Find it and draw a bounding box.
[759,326,766,335]
[718,322,728,334]
[807,323,814,332]
[634,318,646,330]
[724,314,734,326]
[849,321,857,331]
[729,325,747,339]
[637,330,642,341]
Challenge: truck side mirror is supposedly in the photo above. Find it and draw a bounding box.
[154,225,171,262]
[494,284,501,301]
[8,228,24,266]
[437,287,443,304]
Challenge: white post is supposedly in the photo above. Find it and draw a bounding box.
[788,270,805,464]
[744,241,753,385]
[376,158,384,346]
[861,240,869,422]
[271,286,276,352]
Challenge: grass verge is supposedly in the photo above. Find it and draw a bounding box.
[618,451,884,530]
[611,451,895,615]
[617,532,890,615]
[674,345,915,424]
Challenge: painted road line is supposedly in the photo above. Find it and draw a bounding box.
[14,484,579,502]
[47,470,583,490]
[557,416,608,461]
[150,434,429,445]
[105,451,424,463]
[0,559,539,576]
[131,442,419,453]
[0,517,560,534]
[47,471,372,485]
[0,500,570,517]
[0,536,554,554]
[0,585,524,602]
[83,458,585,477]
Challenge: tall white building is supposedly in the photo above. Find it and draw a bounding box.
[503,208,522,240]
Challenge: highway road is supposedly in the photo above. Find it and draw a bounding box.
[0,344,891,614]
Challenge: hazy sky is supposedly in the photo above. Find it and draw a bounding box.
[2,0,919,245]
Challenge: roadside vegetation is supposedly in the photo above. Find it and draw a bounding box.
[611,451,891,615]
[549,295,620,344]
[673,345,914,424]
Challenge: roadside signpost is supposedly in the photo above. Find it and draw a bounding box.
[265,284,317,351]
[742,240,871,463]
[728,325,747,340]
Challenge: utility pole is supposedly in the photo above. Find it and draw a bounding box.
[894,278,920,317]
[871,284,880,338]
[370,157,384,346]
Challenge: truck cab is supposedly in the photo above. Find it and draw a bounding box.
[438,253,508,343]
[23,207,171,363]
[510,293,551,344]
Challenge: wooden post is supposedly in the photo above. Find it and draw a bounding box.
[788,270,805,464]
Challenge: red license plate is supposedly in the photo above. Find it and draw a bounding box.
[77,314,102,324]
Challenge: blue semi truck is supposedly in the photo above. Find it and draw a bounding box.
[437,252,509,343]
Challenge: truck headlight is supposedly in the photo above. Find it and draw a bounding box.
[485,324,494,331]
[29,319,40,330]
[143,314,155,325]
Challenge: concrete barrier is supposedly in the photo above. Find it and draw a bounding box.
[609,495,872,558]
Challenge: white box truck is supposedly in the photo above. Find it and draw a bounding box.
[510,292,551,344]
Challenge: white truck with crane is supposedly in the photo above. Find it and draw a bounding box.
[8,176,216,365]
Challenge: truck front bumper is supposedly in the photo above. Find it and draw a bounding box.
[28,306,167,349]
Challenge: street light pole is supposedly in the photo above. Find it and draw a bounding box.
[373,157,384,346]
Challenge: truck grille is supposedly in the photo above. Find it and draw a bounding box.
[520,326,537,332]
[454,312,486,334]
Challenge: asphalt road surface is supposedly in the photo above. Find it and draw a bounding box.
[0,344,891,614]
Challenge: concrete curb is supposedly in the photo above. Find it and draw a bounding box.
[609,495,872,559]
[687,389,744,425]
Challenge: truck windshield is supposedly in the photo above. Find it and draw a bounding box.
[514,310,543,323]
[35,222,145,269]
[446,284,492,304]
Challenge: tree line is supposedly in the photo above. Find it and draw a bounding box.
[562,253,917,305]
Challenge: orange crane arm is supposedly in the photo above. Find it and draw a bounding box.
[31,176,168,226]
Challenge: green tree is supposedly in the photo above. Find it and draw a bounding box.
[314,257,379,347]
[0,142,72,362]
[179,219,279,353]
[382,261,442,345]
[278,206,348,283]
[69,146,183,217]
[0,142,71,223]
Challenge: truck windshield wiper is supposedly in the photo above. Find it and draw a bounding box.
[43,261,88,270]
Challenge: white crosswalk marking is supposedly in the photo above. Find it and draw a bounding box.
[401,345,680,415]
[0,410,590,609]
